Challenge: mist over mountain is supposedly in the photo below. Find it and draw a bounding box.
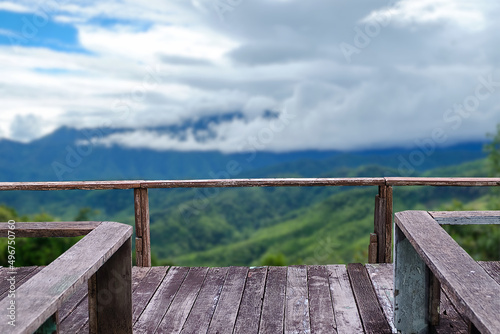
[0,124,488,182]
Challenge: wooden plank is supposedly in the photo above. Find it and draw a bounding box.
[207,266,248,334]
[0,180,143,191]
[0,178,385,192]
[347,263,391,334]
[60,266,150,327]
[385,177,500,186]
[395,211,500,334]
[141,178,385,188]
[59,294,89,333]
[479,261,500,284]
[259,266,287,334]
[385,186,393,263]
[0,266,39,299]
[180,267,229,333]
[307,265,337,333]
[436,291,469,334]
[134,188,151,267]
[89,237,132,334]
[429,211,500,225]
[365,264,396,333]
[0,221,100,237]
[326,265,364,334]
[133,266,188,333]
[368,234,378,264]
[233,266,268,334]
[155,267,209,334]
[59,267,151,333]
[284,265,311,334]
[374,187,385,263]
[0,221,132,334]
[394,224,430,334]
[132,266,170,326]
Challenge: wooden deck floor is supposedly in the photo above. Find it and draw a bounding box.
[2,262,499,333]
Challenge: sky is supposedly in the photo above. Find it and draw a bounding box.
[0,0,499,152]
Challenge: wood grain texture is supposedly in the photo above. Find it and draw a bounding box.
[134,188,151,267]
[233,266,268,334]
[395,211,500,334]
[385,177,500,186]
[326,265,364,334]
[0,180,143,191]
[347,263,391,334]
[89,238,132,334]
[284,265,311,334]
[134,266,187,333]
[479,261,500,284]
[180,267,229,334]
[0,221,100,237]
[155,267,209,334]
[429,211,500,225]
[365,264,396,333]
[259,266,287,334]
[207,266,248,334]
[307,265,337,334]
[62,266,152,333]
[0,221,132,334]
[132,266,171,327]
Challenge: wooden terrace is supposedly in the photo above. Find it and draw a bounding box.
[0,178,499,333]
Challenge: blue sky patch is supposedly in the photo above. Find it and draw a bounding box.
[0,10,86,52]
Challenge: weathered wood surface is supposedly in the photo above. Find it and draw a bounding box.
[0,221,100,237]
[207,266,248,334]
[429,211,500,225]
[308,265,337,333]
[233,266,268,334]
[132,266,172,329]
[386,177,500,186]
[367,263,470,334]
[89,237,132,334]
[284,265,311,334]
[0,180,143,191]
[395,211,500,334]
[134,188,151,267]
[259,266,287,334]
[347,263,392,334]
[327,265,364,333]
[4,263,499,333]
[0,221,132,334]
[181,267,229,333]
[156,267,209,333]
[3,177,500,192]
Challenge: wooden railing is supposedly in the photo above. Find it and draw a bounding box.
[1,177,499,266]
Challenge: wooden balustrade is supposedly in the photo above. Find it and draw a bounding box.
[1,177,499,267]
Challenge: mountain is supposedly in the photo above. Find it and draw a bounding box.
[0,126,488,182]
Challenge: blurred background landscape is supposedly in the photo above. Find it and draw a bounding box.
[0,0,499,266]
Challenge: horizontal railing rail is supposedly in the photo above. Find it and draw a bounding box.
[1,177,499,266]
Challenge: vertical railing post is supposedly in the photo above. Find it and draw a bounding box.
[372,185,393,263]
[134,188,151,267]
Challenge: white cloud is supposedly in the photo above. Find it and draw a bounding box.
[0,0,499,151]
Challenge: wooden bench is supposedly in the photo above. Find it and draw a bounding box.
[0,221,133,334]
[394,211,500,334]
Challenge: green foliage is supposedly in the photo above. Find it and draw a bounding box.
[261,253,287,266]
[485,124,500,176]
[0,207,85,267]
